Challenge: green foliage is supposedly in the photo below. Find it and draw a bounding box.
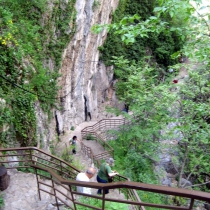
[0,193,4,209]
[71,158,85,171]
[108,139,165,207]
[84,134,95,140]
[0,0,76,146]
[17,165,51,179]
[124,151,154,182]
[17,161,35,173]
[92,0,100,11]
[36,169,51,179]
[94,0,183,68]
[49,141,56,156]
[61,147,73,162]
[101,0,210,191]
[47,0,76,70]
[112,51,210,188]
[138,191,170,210]
[76,197,129,210]
[174,69,210,186]
[17,166,34,174]
[12,92,37,146]
[60,147,85,171]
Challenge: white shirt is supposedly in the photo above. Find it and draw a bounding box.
[76,173,91,194]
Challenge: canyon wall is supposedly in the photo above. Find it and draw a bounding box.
[56,0,120,132]
[36,0,122,149]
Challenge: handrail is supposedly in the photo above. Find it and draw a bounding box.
[31,164,155,210]
[33,164,210,204]
[1,147,210,210]
[81,117,130,161]
[81,118,131,137]
[0,147,80,179]
[80,141,94,160]
[81,131,114,163]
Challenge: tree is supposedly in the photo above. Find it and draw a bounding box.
[94,0,210,195]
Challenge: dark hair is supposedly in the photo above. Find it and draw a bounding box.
[73,136,77,140]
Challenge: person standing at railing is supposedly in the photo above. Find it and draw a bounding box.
[69,136,81,154]
[76,167,96,194]
[96,158,119,195]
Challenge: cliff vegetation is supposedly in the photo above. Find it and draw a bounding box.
[0,0,76,147]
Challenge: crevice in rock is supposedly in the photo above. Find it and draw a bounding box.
[55,111,61,136]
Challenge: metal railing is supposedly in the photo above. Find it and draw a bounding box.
[81,118,131,139]
[81,117,131,162]
[0,147,80,179]
[80,117,144,210]
[80,117,149,210]
[80,140,94,160]
[81,132,114,161]
[0,147,210,210]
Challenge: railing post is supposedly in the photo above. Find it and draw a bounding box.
[90,150,92,163]
[102,190,106,210]
[189,198,194,210]
[51,175,59,210]
[30,150,34,165]
[60,161,62,176]
[35,168,41,200]
[69,185,77,210]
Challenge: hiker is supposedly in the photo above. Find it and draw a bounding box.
[76,167,96,194]
[96,158,119,195]
[123,104,129,113]
[69,136,80,154]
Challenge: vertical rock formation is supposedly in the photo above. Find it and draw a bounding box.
[56,0,120,134]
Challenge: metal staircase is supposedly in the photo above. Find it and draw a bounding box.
[0,116,210,210]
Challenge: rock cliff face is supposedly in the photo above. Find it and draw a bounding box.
[36,0,121,149]
[56,0,120,133]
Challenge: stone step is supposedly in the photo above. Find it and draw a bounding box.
[3,168,126,210]
[3,169,71,210]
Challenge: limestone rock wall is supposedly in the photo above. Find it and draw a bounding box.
[56,0,121,133]
[34,0,122,148]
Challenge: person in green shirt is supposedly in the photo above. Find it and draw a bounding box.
[96,158,119,194]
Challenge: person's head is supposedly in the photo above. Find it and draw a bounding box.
[73,136,77,140]
[85,167,96,179]
[106,158,115,166]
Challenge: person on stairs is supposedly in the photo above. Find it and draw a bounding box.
[69,136,81,154]
[76,167,96,194]
[96,158,119,195]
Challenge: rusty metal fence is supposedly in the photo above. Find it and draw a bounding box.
[81,118,131,140]
[0,147,210,210]
[81,117,131,163]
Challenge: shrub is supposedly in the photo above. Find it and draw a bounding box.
[85,134,95,140]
